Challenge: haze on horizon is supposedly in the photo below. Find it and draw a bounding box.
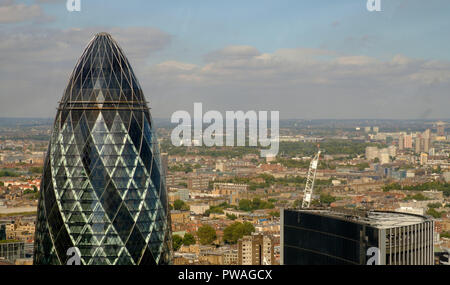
[0,0,449,120]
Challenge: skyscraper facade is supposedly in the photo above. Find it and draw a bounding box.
[281,209,434,265]
[404,134,413,149]
[33,33,172,265]
[398,135,404,150]
[415,129,431,154]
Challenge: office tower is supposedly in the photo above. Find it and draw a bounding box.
[33,33,172,265]
[415,136,422,154]
[238,234,274,265]
[404,134,413,149]
[415,129,431,154]
[373,126,379,133]
[398,135,404,150]
[436,122,445,136]
[281,209,434,265]
[422,129,431,153]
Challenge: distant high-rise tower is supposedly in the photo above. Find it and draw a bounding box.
[436,122,446,136]
[398,135,404,150]
[415,129,431,154]
[404,134,413,149]
[422,129,431,153]
[33,33,172,265]
[415,136,422,154]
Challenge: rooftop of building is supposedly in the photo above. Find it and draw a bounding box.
[286,207,431,229]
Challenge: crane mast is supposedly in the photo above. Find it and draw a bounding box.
[302,147,321,208]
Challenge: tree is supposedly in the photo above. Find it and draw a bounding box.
[410,193,429,201]
[30,166,43,174]
[0,170,20,177]
[173,199,190,211]
[238,198,274,212]
[427,203,442,209]
[426,208,443,219]
[238,199,252,211]
[269,211,280,217]
[292,199,302,208]
[226,214,237,220]
[182,233,196,246]
[172,234,183,251]
[223,222,255,244]
[320,193,336,205]
[197,225,217,245]
[356,162,370,171]
[432,166,442,174]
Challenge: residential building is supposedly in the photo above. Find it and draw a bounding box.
[238,234,274,265]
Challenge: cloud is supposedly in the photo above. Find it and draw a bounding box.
[35,0,65,3]
[204,46,261,62]
[0,24,449,120]
[0,1,43,23]
[135,45,450,119]
[0,26,172,117]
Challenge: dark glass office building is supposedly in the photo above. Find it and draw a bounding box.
[281,208,434,265]
[33,33,172,265]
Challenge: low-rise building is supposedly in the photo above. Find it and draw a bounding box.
[171,210,190,224]
[190,203,210,215]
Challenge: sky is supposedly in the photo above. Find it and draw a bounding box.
[0,0,450,119]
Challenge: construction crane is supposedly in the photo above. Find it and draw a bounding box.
[302,146,321,208]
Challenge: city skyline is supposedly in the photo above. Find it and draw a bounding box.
[0,0,449,271]
[0,0,450,119]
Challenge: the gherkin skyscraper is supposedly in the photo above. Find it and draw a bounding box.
[33,33,172,265]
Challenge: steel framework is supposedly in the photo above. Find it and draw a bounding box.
[301,147,321,208]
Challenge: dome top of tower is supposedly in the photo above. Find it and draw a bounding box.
[60,32,147,109]
[95,32,112,37]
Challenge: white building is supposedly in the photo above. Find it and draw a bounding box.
[190,203,210,215]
